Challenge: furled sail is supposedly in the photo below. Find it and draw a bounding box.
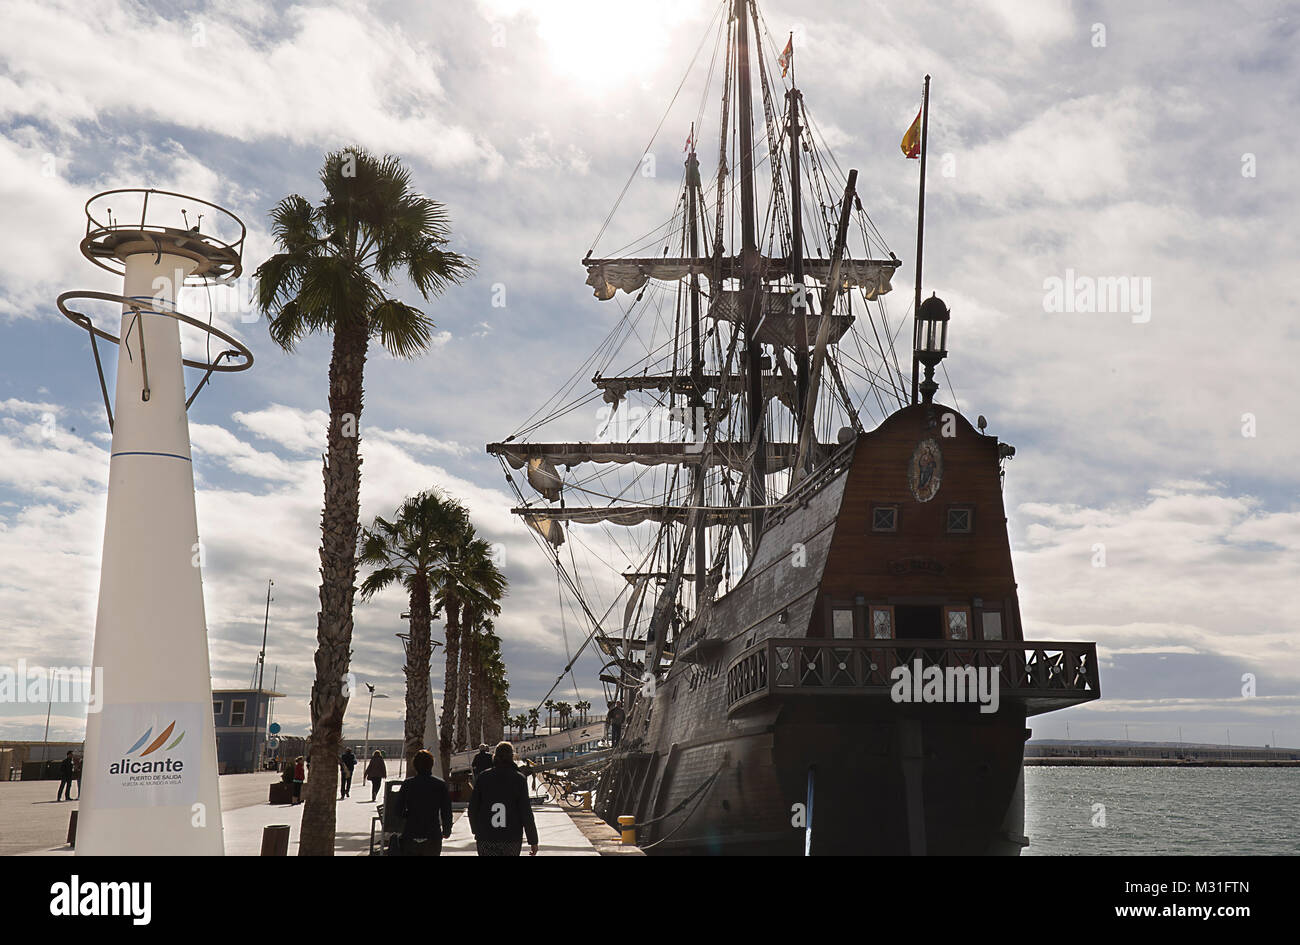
[582,255,899,301]
[523,512,566,547]
[489,440,826,473]
[525,456,563,500]
[712,289,854,347]
[516,505,759,528]
[594,372,797,411]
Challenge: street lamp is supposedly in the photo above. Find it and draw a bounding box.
[915,293,949,405]
[362,683,388,763]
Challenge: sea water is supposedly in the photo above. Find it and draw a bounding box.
[1023,766,1300,855]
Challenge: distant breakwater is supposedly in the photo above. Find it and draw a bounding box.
[1026,757,1300,768]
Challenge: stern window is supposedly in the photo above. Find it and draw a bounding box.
[870,606,894,639]
[832,608,855,639]
[982,611,1003,641]
[944,606,971,641]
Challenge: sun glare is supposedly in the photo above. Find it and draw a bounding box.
[531,0,690,87]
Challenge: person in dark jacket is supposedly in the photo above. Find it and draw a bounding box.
[339,748,357,799]
[292,756,306,804]
[393,750,454,856]
[468,741,538,856]
[365,750,387,801]
[56,751,75,801]
[606,701,626,746]
[471,744,492,783]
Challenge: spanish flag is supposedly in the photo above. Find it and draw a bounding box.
[779,35,794,78]
[900,108,922,159]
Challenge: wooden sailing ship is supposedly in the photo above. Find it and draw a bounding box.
[487,0,1099,854]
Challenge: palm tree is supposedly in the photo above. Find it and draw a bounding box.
[576,700,590,725]
[476,627,509,745]
[557,702,572,729]
[527,708,540,736]
[513,714,528,738]
[467,618,490,750]
[256,147,473,855]
[358,490,468,772]
[454,547,505,753]
[432,527,505,772]
[544,699,556,733]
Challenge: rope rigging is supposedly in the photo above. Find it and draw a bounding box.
[497,0,923,727]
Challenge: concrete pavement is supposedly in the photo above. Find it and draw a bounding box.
[440,801,599,856]
[6,772,625,855]
[1,771,281,856]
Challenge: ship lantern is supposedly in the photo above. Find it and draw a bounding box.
[916,293,950,403]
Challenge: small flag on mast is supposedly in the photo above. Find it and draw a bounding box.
[901,107,922,159]
[779,33,794,78]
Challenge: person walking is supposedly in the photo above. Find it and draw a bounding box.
[72,753,82,800]
[365,750,387,802]
[606,700,626,746]
[56,751,75,802]
[471,744,492,784]
[291,756,306,805]
[393,749,453,856]
[339,748,357,799]
[468,741,538,857]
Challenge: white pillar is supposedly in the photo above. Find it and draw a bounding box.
[77,251,224,856]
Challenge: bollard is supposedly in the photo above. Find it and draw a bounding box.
[618,814,636,845]
[67,810,78,847]
[582,791,592,811]
[260,824,291,856]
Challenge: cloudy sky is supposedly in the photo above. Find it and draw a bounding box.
[1,0,1296,749]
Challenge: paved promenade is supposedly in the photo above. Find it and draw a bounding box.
[223,783,600,855]
[4,772,625,856]
[1,771,280,856]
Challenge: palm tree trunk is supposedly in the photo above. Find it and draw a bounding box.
[455,621,472,750]
[403,572,432,771]
[438,602,460,776]
[469,637,485,748]
[300,316,368,856]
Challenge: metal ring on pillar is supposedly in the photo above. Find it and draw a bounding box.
[79,188,246,284]
[56,290,253,427]
[56,291,253,372]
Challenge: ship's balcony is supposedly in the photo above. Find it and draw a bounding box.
[725,638,1100,717]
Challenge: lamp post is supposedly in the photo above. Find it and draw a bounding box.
[249,579,273,771]
[915,293,950,405]
[362,684,387,763]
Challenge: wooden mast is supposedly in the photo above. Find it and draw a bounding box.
[792,170,857,481]
[735,0,765,541]
[686,134,706,612]
[788,69,809,436]
[910,74,931,405]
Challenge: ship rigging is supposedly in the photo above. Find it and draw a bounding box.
[489,0,917,705]
[487,0,1099,855]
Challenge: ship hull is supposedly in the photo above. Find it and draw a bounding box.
[585,408,1098,854]
[597,699,1029,855]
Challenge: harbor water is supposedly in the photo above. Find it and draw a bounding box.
[1024,766,1299,855]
